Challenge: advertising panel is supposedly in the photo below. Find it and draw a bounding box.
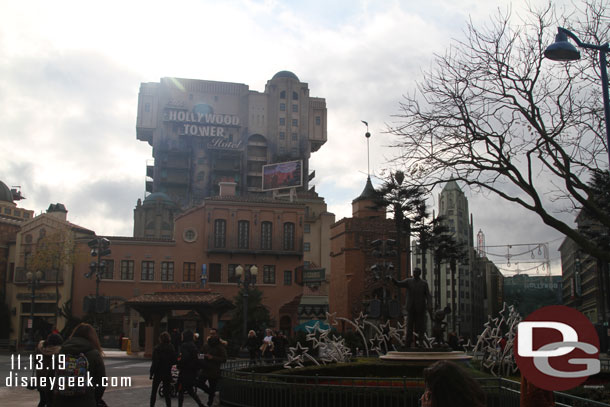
[262,160,303,191]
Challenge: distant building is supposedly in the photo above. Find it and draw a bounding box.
[503,274,562,318]
[413,179,484,340]
[329,177,409,324]
[559,210,609,325]
[5,204,95,349]
[136,71,327,207]
[473,253,504,320]
[0,180,35,310]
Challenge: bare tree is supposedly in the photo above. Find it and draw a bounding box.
[390,0,610,261]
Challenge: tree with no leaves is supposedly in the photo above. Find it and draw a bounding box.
[390,0,610,262]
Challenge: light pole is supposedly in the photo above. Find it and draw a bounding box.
[544,27,610,163]
[26,270,44,351]
[235,264,258,344]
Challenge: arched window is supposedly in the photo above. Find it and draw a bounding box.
[214,219,226,248]
[283,222,295,250]
[261,221,272,250]
[238,220,250,249]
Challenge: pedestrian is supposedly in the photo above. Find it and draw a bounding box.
[261,329,274,363]
[177,330,205,407]
[54,323,106,407]
[420,360,485,407]
[150,331,177,407]
[272,331,288,362]
[520,374,555,407]
[245,330,260,365]
[171,328,182,356]
[447,331,459,351]
[196,333,227,406]
[35,333,63,407]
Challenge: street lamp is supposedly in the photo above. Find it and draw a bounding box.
[235,264,258,344]
[544,27,610,163]
[26,270,44,351]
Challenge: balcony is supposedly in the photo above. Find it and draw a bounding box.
[206,235,303,257]
[14,268,64,284]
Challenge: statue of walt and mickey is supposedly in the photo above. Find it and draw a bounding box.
[389,267,450,349]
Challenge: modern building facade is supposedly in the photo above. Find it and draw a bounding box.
[136,71,327,208]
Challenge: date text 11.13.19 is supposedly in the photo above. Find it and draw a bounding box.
[10,354,66,371]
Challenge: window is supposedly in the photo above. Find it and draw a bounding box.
[304,242,310,252]
[228,264,238,283]
[283,222,295,250]
[141,261,154,280]
[161,262,174,281]
[283,270,292,285]
[214,219,226,248]
[261,221,272,250]
[280,103,286,111]
[279,131,285,140]
[279,117,285,126]
[145,103,150,112]
[292,104,298,112]
[263,265,275,284]
[292,91,298,100]
[209,263,221,283]
[304,224,310,233]
[120,260,134,280]
[238,221,249,249]
[280,90,286,99]
[183,228,197,242]
[101,260,114,280]
[291,132,298,140]
[183,262,196,281]
[315,116,321,125]
[292,119,298,127]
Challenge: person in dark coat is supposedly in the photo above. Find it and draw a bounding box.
[177,330,204,407]
[54,323,106,407]
[196,335,227,406]
[35,333,63,407]
[272,331,288,362]
[245,330,260,366]
[150,331,177,407]
[420,360,485,407]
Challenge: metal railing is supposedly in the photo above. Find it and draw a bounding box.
[219,360,610,407]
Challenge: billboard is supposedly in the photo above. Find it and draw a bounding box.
[262,160,303,191]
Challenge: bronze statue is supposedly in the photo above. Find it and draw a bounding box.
[390,267,432,348]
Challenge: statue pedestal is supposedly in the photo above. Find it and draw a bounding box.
[379,350,472,365]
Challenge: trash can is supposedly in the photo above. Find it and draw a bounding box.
[126,339,132,355]
[121,337,129,351]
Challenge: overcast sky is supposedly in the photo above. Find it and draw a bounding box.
[1,0,580,275]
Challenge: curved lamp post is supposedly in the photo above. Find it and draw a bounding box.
[544,27,610,163]
[26,270,44,351]
[235,264,258,344]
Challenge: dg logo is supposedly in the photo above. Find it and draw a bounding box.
[514,305,601,391]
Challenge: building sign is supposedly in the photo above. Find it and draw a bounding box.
[164,108,240,138]
[262,160,303,191]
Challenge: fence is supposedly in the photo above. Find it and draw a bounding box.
[220,360,610,407]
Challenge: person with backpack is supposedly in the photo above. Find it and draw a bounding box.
[54,323,106,407]
[150,331,177,407]
[35,333,63,407]
[177,330,205,407]
[196,333,227,407]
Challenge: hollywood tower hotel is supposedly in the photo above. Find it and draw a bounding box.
[70,71,334,354]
